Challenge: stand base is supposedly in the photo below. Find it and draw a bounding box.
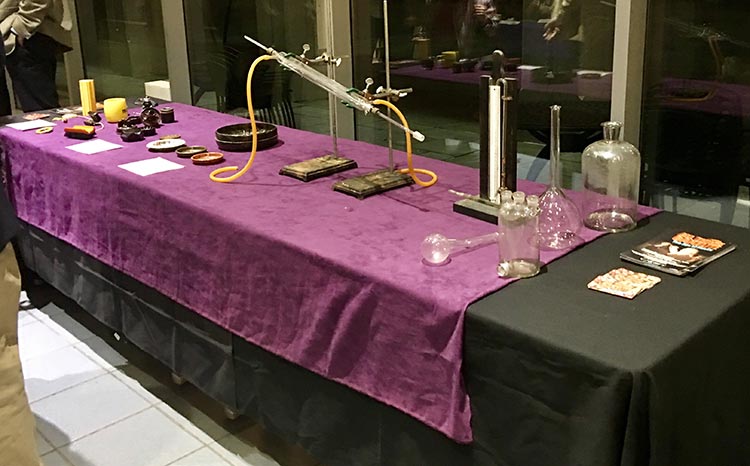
[279,155,358,182]
[333,169,414,199]
[453,198,500,224]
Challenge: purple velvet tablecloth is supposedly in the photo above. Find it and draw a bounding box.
[0,103,658,442]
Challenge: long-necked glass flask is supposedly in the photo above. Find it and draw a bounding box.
[538,105,583,250]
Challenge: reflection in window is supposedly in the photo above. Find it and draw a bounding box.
[641,1,750,227]
[76,0,168,98]
[351,0,615,188]
[184,0,328,134]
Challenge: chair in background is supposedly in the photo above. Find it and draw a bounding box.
[641,86,745,225]
[251,66,297,129]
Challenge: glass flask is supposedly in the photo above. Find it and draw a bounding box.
[582,121,641,232]
[497,190,541,279]
[538,105,583,250]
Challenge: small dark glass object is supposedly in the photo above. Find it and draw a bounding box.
[140,107,161,127]
[117,116,142,134]
[420,57,435,70]
[141,125,157,137]
[88,111,102,123]
[120,127,144,142]
[452,63,463,73]
[159,107,175,124]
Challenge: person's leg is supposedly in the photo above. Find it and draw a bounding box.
[0,243,40,466]
[6,34,60,112]
[0,45,12,116]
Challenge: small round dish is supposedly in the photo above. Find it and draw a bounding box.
[191,152,224,165]
[146,138,186,152]
[176,145,207,158]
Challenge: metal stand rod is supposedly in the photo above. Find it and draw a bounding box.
[383,0,394,170]
[325,0,339,157]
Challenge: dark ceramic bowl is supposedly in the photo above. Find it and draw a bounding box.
[215,122,278,152]
[215,122,277,143]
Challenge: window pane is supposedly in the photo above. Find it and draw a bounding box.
[350,0,615,189]
[641,1,750,227]
[76,0,168,98]
[183,0,328,134]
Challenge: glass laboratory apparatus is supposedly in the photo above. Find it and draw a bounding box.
[497,190,541,278]
[538,105,583,250]
[581,121,641,232]
[421,231,499,266]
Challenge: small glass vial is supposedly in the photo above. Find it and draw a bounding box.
[582,121,641,232]
[497,191,541,278]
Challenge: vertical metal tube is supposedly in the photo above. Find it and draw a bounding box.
[479,76,491,200]
[325,0,339,157]
[500,78,518,192]
[488,84,503,203]
[383,0,394,170]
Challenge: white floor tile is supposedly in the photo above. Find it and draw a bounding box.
[19,309,38,327]
[156,402,216,445]
[35,311,96,344]
[75,336,128,371]
[23,345,109,403]
[35,429,54,456]
[33,373,150,448]
[59,407,204,466]
[168,447,232,466]
[112,367,167,406]
[213,437,281,466]
[19,321,72,362]
[41,450,73,466]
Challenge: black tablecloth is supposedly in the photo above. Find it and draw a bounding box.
[15,211,750,466]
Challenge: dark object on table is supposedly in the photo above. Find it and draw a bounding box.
[88,111,102,123]
[451,63,463,74]
[117,116,143,134]
[138,97,161,127]
[141,125,157,137]
[176,146,208,159]
[140,106,161,128]
[280,155,358,182]
[531,67,574,84]
[159,107,175,124]
[332,169,414,199]
[191,152,224,165]
[63,125,96,140]
[215,122,278,152]
[460,59,478,73]
[119,127,144,143]
[420,57,435,70]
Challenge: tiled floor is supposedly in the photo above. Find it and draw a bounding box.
[17,289,307,466]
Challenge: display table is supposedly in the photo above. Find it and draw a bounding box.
[2,105,749,466]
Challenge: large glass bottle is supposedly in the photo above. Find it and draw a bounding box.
[582,122,641,232]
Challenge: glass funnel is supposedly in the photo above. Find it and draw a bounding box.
[537,105,583,250]
[421,232,499,266]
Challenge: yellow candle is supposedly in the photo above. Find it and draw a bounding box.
[79,79,96,115]
[103,98,128,123]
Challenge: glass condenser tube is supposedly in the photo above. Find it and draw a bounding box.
[244,36,425,142]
